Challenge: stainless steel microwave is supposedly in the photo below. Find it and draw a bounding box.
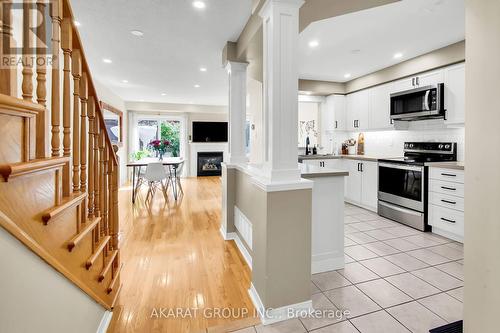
[390,83,445,121]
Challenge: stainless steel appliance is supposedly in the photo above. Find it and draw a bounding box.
[390,83,445,121]
[378,142,457,231]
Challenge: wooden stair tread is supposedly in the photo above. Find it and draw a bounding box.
[107,263,123,294]
[98,250,118,282]
[0,157,70,181]
[86,235,111,270]
[67,216,101,252]
[42,192,87,224]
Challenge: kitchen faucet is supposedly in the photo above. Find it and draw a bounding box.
[305,136,310,155]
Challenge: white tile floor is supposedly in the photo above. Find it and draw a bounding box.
[235,203,464,333]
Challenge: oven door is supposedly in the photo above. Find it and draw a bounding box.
[378,163,425,212]
[390,84,443,120]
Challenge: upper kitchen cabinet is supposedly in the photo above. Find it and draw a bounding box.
[346,90,369,131]
[322,95,347,132]
[444,62,465,125]
[369,83,394,130]
[393,69,444,93]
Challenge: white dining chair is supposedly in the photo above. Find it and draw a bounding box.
[173,161,184,195]
[144,162,169,202]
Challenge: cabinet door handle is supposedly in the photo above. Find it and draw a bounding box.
[441,217,456,224]
[360,163,363,172]
[441,186,456,191]
[335,121,338,129]
[357,163,360,171]
[441,173,457,177]
[441,199,457,205]
[412,78,415,86]
[416,77,420,86]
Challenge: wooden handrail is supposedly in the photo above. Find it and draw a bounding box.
[62,0,118,167]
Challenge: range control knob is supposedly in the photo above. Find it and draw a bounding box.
[438,144,444,149]
[409,144,414,148]
[445,144,451,149]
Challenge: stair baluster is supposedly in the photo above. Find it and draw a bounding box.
[87,96,95,219]
[21,0,33,102]
[61,17,72,195]
[72,49,81,192]
[35,0,47,159]
[50,0,62,157]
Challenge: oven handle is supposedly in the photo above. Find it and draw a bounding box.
[378,162,423,172]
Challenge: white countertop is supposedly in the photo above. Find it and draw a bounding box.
[425,161,465,170]
[299,163,349,178]
[298,154,402,162]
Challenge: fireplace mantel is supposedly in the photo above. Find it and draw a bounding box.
[189,142,228,177]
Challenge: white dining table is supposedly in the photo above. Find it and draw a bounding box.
[126,157,184,203]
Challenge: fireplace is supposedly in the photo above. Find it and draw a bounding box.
[197,152,223,176]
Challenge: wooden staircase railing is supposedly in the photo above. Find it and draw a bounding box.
[0,0,121,310]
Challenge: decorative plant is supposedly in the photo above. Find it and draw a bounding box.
[148,139,171,159]
[160,121,180,157]
[130,149,152,161]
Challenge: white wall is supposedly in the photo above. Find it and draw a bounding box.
[0,227,106,333]
[246,78,264,164]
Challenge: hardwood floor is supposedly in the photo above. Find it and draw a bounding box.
[107,177,258,333]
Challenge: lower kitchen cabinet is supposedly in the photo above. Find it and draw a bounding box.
[428,167,464,242]
[344,159,378,212]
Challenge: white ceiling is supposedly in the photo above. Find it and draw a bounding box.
[298,0,465,82]
[71,0,252,105]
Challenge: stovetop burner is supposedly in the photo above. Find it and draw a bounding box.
[379,142,457,166]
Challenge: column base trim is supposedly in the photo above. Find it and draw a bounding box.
[311,252,345,274]
[248,283,313,325]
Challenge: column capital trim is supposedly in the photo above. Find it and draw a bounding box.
[225,61,249,73]
[258,0,305,19]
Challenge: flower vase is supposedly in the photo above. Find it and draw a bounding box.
[158,152,164,161]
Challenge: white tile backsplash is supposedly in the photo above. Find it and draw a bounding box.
[327,127,465,161]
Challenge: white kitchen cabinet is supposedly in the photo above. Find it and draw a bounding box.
[369,83,394,130]
[324,158,344,170]
[416,69,444,87]
[360,161,378,211]
[444,62,465,125]
[346,90,369,131]
[344,159,378,212]
[428,167,464,242]
[393,77,415,93]
[344,160,362,204]
[322,95,347,134]
[333,95,347,131]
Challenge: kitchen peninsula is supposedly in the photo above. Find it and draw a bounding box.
[300,163,349,273]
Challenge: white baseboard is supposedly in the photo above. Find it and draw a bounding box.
[344,200,377,213]
[312,252,345,274]
[248,283,313,325]
[219,226,253,270]
[96,310,113,333]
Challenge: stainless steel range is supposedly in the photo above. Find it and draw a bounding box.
[378,142,457,231]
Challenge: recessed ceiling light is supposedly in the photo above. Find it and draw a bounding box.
[350,49,361,54]
[308,40,319,48]
[103,58,112,64]
[394,52,403,59]
[74,20,81,27]
[344,73,351,79]
[122,80,128,83]
[200,67,207,72]
[161,93,166,96]
[192,1,206,9]
[194,84,200,88]
[130,30,144,37]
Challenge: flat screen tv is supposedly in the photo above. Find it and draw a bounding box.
[192,121,228,142]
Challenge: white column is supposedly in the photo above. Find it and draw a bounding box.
[226,61,249,164]
[259,0,304,182]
